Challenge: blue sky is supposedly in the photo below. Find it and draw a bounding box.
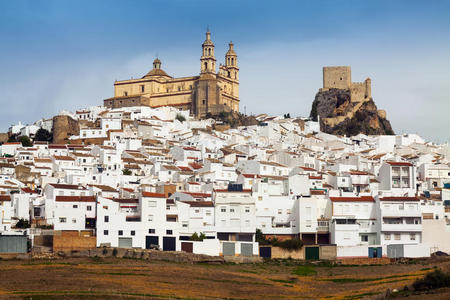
[0,0,449,142]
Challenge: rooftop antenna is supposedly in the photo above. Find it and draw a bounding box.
[207,24,210,32]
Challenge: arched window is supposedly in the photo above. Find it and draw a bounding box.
[231,58,234,65]
[208,48,211,56]
[204,62,208,71]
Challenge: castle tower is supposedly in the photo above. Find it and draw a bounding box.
[364,77,372,99]
[200,30,216,75]
[224,41,239,80]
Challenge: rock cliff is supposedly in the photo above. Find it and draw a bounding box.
[310,88,394,136]
[52,115,80,144]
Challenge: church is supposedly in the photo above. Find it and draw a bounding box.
[104,31,240,118]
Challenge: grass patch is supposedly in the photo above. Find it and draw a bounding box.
[292,265,316,276]
[269,279,295,284]
[194,277,270,286]
[343,291,378,299]
[239,269,258,274]
[21,261,78,266]
[322,274,416,283]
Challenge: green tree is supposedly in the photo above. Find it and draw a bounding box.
[15,218,31,229]
[190,232,206,241]
[18,136,32,147]
[175,113,186,122]
[7,134,18,143]
[122,169,132,176]
[34,128,52,142]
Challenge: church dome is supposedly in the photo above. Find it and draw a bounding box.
[142,58,172,78]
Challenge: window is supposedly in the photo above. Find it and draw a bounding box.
[278,209,282,215]
[124,91,128,96]
[166,230,173,235]
[141,85,145,92]
[104,216,109,222]
[59,217,67,223]
[104,230,109,235]
[221,207,226,213]
[245,207,250,213]
[195,209,200,213]
[148,215,154,222]
[230,208,235,213]
[410,233,416,240]
[87,206,92,211]
[206,210,211,216]
[385,234,391,240]
[361,235,368,242]
[394,234,401,240]
[258,196,262,201]
[182,222,188,228]
[131,231,135,236]
[149,229,155,234]
[148,201,157,207]
[73,204,78,208]
[72,219,76,223]
[118,230,123,236]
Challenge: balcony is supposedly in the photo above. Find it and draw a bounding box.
[381,223,422,232]
[381,209,421,218]
[317,220,329,232]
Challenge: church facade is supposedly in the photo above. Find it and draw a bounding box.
[104,31,240,118]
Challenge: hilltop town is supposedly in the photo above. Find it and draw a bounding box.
[0,31,449,263]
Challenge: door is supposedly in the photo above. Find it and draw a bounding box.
[259,246,272,258]
[241,243,253,257]
[145,236,159,249]
[305,247,319,260]
[118,237,132,248]
[377,247,382,258]
[163,237,176,251]
[181,242,193,253]
[223,242,235,256]
[369,247,374,258]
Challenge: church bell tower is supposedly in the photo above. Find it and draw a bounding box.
[200,30,216,75]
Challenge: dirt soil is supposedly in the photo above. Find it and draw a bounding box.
[0,257,449,299]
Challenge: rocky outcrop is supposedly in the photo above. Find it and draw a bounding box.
[310,88,394,136]
[0,133,8,144]
[52,115,80,144]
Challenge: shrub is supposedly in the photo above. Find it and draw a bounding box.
[175,113,186,122]
[15,218,31,229]
[34,128,52,142]
[122,169,132,176]
[272,238,304,251]
[413,269,450,291]
[190,232,206,241]
[18,135,33,147]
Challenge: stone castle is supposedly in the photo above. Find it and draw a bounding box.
[320,66,372,103]
[104,31,239,118]
[310,66,392,136]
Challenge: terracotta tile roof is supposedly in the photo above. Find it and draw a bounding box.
[330,196,375,202]
[89,184,118,192]
[386,161,413,167]
[0,195,11,201]
[55,196,96,202]
[182,201,214,207]
[141,192,166,198]
[380,196,419,201]
[112,198,138,204]
[310,189,326,195]
[53,155,75,161]
[49,183,87,190]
